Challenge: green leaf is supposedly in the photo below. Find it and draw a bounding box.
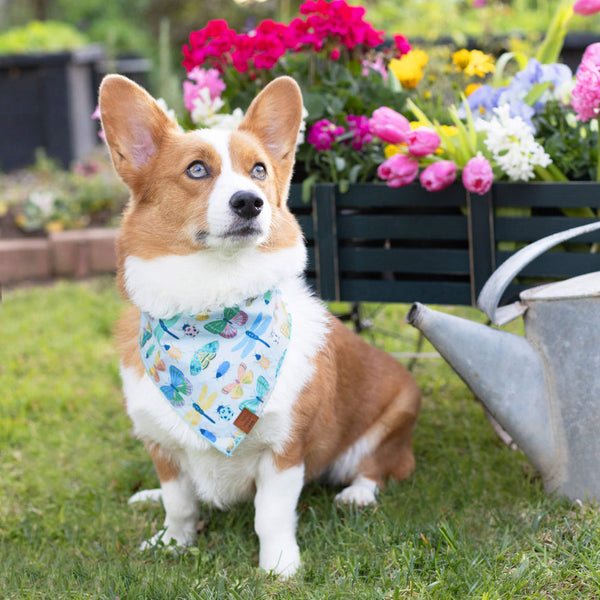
[334,156,346,172]
[524,82,552,107]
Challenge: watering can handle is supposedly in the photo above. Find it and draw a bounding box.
[477,220,600,326]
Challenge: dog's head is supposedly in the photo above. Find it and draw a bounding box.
[99,75,306,314]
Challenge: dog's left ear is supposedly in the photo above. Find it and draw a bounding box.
[238,76,303,178]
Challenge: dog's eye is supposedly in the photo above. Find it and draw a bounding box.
[186,161,208,179]
[251,163,267,180]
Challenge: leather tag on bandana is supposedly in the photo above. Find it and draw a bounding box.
[234,408,259,434]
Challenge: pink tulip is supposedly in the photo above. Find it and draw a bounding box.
[462,155,493,195]
[420,161,457,192]
[406,127,441,157]
[369,107,411,145]
[574,0,600,15]
[377,154,419,188]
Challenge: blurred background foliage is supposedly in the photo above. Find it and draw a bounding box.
[1,0,600,105]
[2,0,600,59]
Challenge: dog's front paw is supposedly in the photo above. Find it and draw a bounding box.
[140,527,197,553]
[259,540,301,578]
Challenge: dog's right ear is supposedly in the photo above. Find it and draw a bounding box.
[99,75,178,190]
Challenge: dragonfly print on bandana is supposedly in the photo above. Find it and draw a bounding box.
[139,288,292,456]
[140,314,183,360]
[232,312,272,358]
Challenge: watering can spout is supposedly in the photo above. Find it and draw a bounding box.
[407,302,557,480]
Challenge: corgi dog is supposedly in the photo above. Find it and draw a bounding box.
[99,74,421,577]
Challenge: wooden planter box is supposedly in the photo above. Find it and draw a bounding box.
[4,182,600,301]
[288,182,600,306]
[0,46,104,171]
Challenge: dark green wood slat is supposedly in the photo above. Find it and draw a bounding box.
[294,215,314,239]
[313,185,340,301]
[288,185,306,208]
[468,190,496,303]
[496,251,600,277]
[493,182,600,207]
[337,215,469,240]
[336,183,467,209]
[305,247,316,271]
[495,217,600,242]
[338,279,472,305]
[338,247,470,274]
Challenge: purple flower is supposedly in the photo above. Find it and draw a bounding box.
[307,119,346,151]
[507,58,572,115]
[459,84,503,118]
[346,115,373,151]
[420,161,457,191]
[462,155,494,195]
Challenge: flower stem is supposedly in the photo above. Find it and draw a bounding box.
[327,151,338,183]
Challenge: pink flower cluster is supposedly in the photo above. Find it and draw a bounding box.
[182,0,410,74]
[183,67,225,113]
[571,42,600,122]
[369,106,493,194]
[308,119,346,151]
[307,115,373,152]
[346,115,373,150]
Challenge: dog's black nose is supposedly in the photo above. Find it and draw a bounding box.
[229,191,264,220]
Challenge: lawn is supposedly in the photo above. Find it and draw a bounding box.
[1,278,599,599]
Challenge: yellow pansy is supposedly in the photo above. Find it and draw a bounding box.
[452,49,495,78]
[452,49,471,70]
[389,49,429,89]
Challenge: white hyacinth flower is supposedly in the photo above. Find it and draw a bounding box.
[475,104,551,181]
[190,87,226,127]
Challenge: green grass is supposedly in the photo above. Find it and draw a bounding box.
[2,279,600,599]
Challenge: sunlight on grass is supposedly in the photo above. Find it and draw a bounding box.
[1,279,599,599]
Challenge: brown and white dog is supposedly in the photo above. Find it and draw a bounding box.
[99,74,420,577]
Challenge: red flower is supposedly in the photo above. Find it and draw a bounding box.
[182,1,404,75]
[393,34,411,57]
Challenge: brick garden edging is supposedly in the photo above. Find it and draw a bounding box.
[0,228,118,286]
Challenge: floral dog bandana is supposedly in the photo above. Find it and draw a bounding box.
[139,289,291,456]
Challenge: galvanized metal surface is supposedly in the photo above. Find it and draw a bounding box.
[407,222,600,503]
[406,302,557,484]
[522,292,600,501]
[477,221,600,326]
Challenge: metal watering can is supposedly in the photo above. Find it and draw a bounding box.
[407,221,600,503]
